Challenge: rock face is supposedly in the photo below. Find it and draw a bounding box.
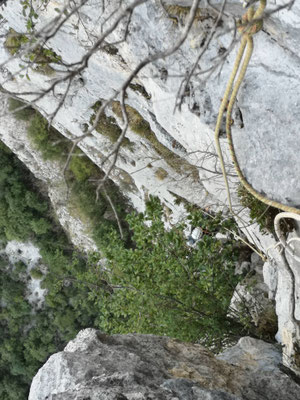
[0,93,97,252]
[29,329,300,400]
[0,0,300,372]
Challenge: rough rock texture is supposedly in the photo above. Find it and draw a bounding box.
[28,329,300,400]
[0,93,97,252]
[0,0,300,371]
[230,252,278,339]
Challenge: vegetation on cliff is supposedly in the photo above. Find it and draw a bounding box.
[0,137,244,400]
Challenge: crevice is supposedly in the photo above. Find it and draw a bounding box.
[262,26,300,66]
[148,110,187,155]
[279,363,300,386]
[252,61,300,81]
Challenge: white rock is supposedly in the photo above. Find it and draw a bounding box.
[0,0,299,373]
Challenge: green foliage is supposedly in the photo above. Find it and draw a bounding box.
[27,113,70,160]
[69,149,98,182]
[112,101,152,136]
[29,267,43,279]
[69,178,131,248]
[0,112,248,400]
[129,83,151,100]
[15,260,27,273]
[20,0,39,32]
[0,142,103,400]
[8,98,35,121]
[5,28,61,75]
[0,144,51,241]
[75,197,242,346]
[28,46,61,76]
[237,185,293,234]
[91,101,133,148]
[112,102,198,180]
[4,28,28,55]
[13,97,132,247]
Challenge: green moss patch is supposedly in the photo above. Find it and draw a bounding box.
[129,83,151,100]
[30,267,44,280]
[91,101,134,149]
[4,29,29,55]
[27,113,70,161]
[5,29,61,75]
[155,167,168,180]
[69,149,99,182]
[112,102,199,180]
[165,5,209,25]
[8,98,35,121]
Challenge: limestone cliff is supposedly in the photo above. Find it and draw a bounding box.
[0,0,299,373]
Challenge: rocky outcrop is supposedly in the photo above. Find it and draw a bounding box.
[0,0,299,372]
[0,93,97,251]
[29,329,300,400]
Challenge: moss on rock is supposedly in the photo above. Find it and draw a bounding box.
[112,102,198,181]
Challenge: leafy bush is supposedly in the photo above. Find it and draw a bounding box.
[0,139,253,399]
[69,149,98,182]
[31,46,61,75]
[69,179,131,247]
[8,98,35,121]
[75,197,242,346]
[27,113,69,160]
[22,104,132,246]
[0,147,50,241]
[237,185,293,234]
[0,142,103,400]
[30,218,51,235]
[5,28,61,75]
[29,267,43,280]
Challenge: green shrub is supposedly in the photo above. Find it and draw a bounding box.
[69,149,98,182]
[69,179,131,247]
[8,98,35,121]
[91,101,133,148]
[0,142,105,400]
[4,29,28,55]
[30,267,43,280]
[30,218,51,235]
[27,113,69,160]
[237,185,293,234]
[31,47,61,75]
[5,28,61,75]
[14,261,27,273]
[76,197,243,347]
